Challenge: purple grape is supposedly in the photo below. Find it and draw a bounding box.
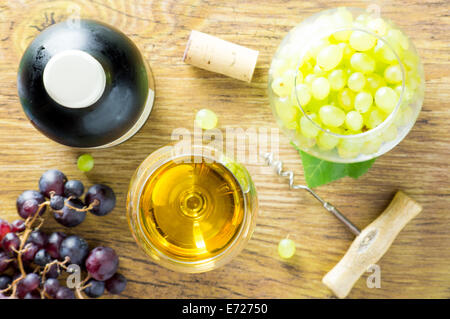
[22,243,39,263]
[85,184,116,216]
[34,249,52,267]
[16,273,40,298]
[64,180,85,198]
[24,291,41,299]
[39,170,67,198]
[0,275,12,290]
[105,273,127,295]
[60,236,89,265]
[0,219,11,242]
[10,220,25,233]
[26,231,48,249]
[45,263,60,279]
[2,233,20,254]
[50,195,65,210]
[55,287,75,299]
[0,252,11,272]
[43,278,60,298]
[53,198,86,227]
[85,247,118,281]
[46,232,66,259]
[16,190,46,219]
[84,279,105,298]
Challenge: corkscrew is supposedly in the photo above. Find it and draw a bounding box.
[262,152,360,236]
[261,152,422,298]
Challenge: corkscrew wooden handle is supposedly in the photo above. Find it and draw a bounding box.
[322,191,422,298]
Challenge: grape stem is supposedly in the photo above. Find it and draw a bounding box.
[41,256,70,282]
[53,196,99,214]
[1,202,48,297]
[39,257,70,299]
[74,273,92,299]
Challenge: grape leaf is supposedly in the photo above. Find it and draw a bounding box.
[292,143,376,188]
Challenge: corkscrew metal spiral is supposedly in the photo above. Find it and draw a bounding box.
[261,152,361,236]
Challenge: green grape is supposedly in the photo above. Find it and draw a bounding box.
[311,77,331,100]
[328,69,346,91]
[271,77,289,97]
[317,131,340,151]
[338,138,362,158]
[278,238,296,259]
[373,40,397,64]
[340,137,364,151]
[304,74,317,87]
[293,133,316,149]
[349,31,376,51]
[317,45,343,71]
[338,88,355,111]
[375,86,398,113]
[294,84,311,107]
[366,74,386,93]
[403,49,419,70]
[300,113,320,138]
[77,154,94,172]
[348,72,366,92]
[345,111,363,131]
[271,69,296,97]
[367,17,388,36]
[402,106,414,124]
[395,84,413,103]
[361,136,383,154]
[338,42,355,59]
[386,29,409,51]
[309,38,331,58]
[195,108,218,130]
[275,97,298,129]
[313,64,328,76]
[350,53,375,74]
[338,146,359,159]
[333,30,352,42]
[384,64,402,84]
[366,109,386,129]
[319,105,345,127]
[354,91,373,113]
[406,70,421,91]
[382,124,398,141]
[234,167,250,192]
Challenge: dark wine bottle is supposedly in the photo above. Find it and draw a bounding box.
[17,19,155,148]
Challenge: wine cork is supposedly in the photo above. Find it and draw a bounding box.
[183,30,259,83]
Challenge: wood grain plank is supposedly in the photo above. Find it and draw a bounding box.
[0,0,448,298]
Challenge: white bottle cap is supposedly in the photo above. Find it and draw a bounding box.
[43,50,106,108]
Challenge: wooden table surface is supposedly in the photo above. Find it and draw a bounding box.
[0,0,449,299]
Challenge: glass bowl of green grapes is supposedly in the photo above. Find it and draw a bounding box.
[268,7,424,163]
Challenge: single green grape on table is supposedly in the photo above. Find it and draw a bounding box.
[270,7,423,160]
[195,108,218,130]
[278,238,296,259]
[77,154,94,172]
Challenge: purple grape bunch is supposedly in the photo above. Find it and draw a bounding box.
[0,170,126,299]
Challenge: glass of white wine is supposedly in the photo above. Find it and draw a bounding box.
[126,141,258,273]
